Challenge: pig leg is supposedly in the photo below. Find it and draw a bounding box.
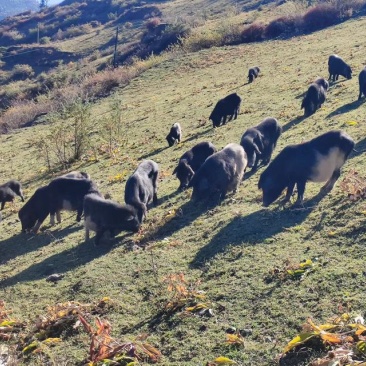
[50,213,56,225]
[76,206,83,222]
[281,182,295,204]
[95,229,105,246]
[152,172,158,205]
[56,211,61,223]
[294,180,306,206]
[85,227,90,241]
[32,220,42,234]
[19,189,25,202]
[321,169,340,193]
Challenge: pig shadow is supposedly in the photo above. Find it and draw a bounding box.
[182,128,214,144]
[0,224,81,266]
[282,115,307,133]
[0,231,132,288]
[139,198,216,246]
[139,146,168,160]
[350,138,366,159]
[326,99,365,119]
[157,189,181,204]
[190,190,327,268]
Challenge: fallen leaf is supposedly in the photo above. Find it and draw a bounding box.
[284,332,316,353]
[214,356,237,364]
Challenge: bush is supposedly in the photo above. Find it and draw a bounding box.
[89,50,101,62]
[240,23,265,43]
[40,36,51,44]
[303,5,340,31]
[11,64,35,80]
[182,30,223,52]
[140,22,190,57]
[1,30,23,41]
[265,16,303,38]
[145,17,161,32]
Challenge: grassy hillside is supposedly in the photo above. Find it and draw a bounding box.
[1,12,366,366]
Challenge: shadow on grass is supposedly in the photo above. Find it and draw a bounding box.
[140,198,214,246]
[190,190,328,268]
[295,91,306,100]
[326,99,365,119]
[0,224,81,266]
[0,230,132,288]
[243,164,268,181]
[158,188,181,204]
[138,146,169,160]
[121,308,179,334]
[282,115,307,133]
[183,128,213,144]
[350,137,366,159]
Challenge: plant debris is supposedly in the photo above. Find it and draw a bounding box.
[280,314,366,365]
[163,273,207,313]
[339,170,366,201]
[265,258,316,282]
[79,316,162,365]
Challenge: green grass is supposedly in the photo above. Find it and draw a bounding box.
[1,15,366,365]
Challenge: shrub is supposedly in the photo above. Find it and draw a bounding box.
[89,50,101,62]
[90,20,101,28]
[182,30,223,52]
[32,100,93,169]
[240,22,265,43]
[303,4,340,32]
[81,69,121,98]
[11,64,35,80]
[140,22,190,57]
[265,16,304,38]
[145,17,161,32]
[0,99,53,132]
[1,30,23,41]
[40,36,51,44]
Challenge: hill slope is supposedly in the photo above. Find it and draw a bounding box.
[1,12,366,366]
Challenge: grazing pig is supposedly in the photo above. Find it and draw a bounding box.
[166,123,182,147]
[328,54,352,82]
[209,93,241,128]
[84,194,140,245]
[358,67,366,100]
[188,143,247,201]
[301,79,328,116]
[0,180,24,209]
[47,177,101,225]
[124,160,159,222]
[314,77,329,91]
[18,186,50,233]
[173,141,217,190]
[240,117,282,170]
[248,66,260,83]
[258,130,354,207]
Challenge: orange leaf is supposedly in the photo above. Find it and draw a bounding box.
[320,332,342,344]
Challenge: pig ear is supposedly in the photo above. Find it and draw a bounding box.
[172,166,178,175]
